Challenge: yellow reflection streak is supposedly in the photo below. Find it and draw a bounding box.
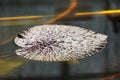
[0,16,45,21]
[0,10,119,21]
[0,0,77,22]
[75,9,120,16]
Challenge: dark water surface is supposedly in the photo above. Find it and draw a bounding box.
[0,0,120,80]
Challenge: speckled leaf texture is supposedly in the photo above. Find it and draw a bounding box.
[14,25,108,61]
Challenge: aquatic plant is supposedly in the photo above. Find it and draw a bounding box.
[14,25,108,61]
